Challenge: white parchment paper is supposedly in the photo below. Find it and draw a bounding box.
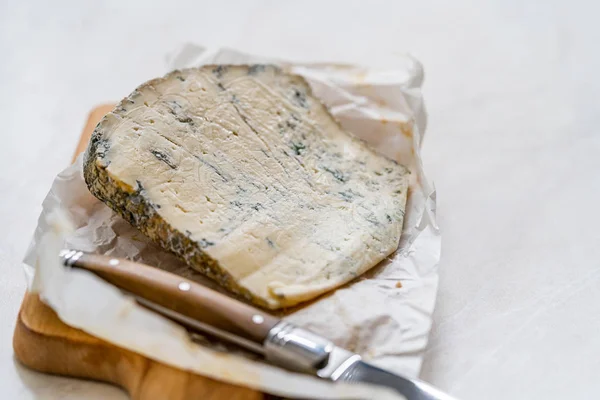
[23,46,439,398]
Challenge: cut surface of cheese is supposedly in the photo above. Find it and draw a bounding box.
[84,65,409,309]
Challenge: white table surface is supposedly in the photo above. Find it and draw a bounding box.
[2,1,600,399]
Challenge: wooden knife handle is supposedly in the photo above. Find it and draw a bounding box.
[69,252,279,343]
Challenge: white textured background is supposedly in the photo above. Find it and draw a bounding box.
[1,1,599,399]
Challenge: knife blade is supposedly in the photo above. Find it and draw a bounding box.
[320,347,455,400]
[60,250,456,400]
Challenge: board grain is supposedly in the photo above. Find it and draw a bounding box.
[13,104,264,400]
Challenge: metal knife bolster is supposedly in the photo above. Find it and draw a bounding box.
[263,321,335,373]
[262,321,364,380]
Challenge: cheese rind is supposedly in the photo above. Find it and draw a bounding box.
[84,65,409,309]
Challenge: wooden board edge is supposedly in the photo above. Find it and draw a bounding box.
[13,293,140,393]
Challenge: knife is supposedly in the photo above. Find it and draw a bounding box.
[59,249,456,400]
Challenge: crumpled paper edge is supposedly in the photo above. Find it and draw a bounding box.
[22,45,440,397]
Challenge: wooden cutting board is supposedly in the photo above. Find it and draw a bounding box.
[13,105,264,400]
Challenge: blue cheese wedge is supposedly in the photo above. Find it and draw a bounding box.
[84,65,409,309]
